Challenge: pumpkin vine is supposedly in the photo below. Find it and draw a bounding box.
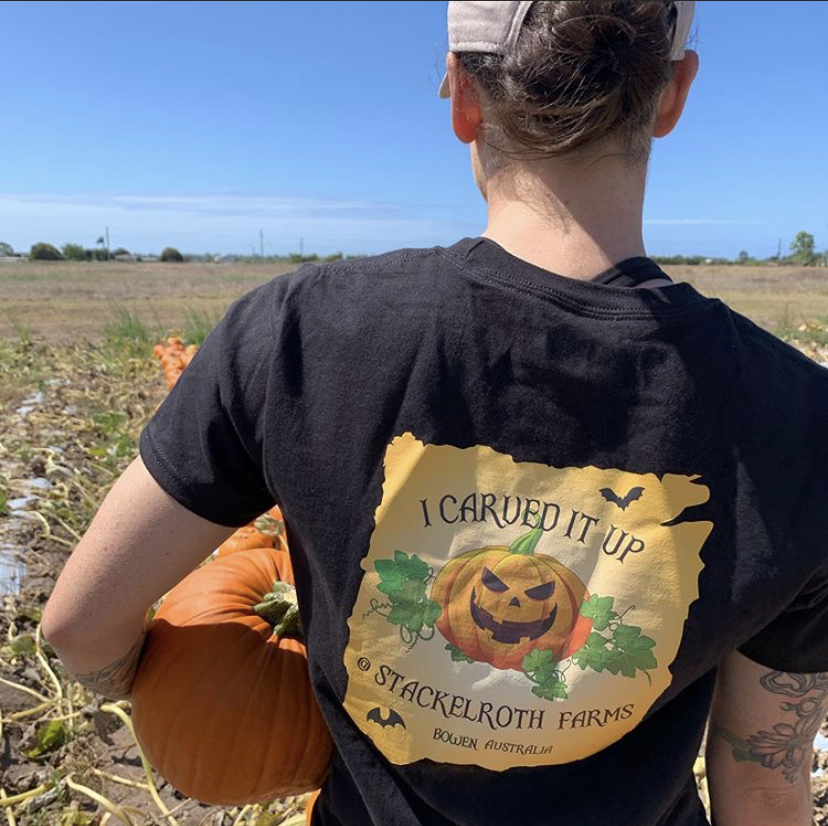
[522,649,569,700]
[370,550,442,650]
[570,594,657,685]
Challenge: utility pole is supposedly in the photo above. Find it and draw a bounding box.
[259,229,264,258]
[105,226,110,261]
[299,237,304,256]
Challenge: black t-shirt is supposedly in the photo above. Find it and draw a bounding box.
[140,237,828,826]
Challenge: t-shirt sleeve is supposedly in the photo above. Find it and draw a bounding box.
[737,567,828,673]
[139,277,288,528]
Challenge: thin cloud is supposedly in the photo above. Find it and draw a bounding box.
[0,191,474,254]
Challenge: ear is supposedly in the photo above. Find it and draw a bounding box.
[653,49,699,139]
[446,52,483,144]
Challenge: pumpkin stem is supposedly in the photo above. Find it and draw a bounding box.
[509,513,543,556]
[253,582,304,639]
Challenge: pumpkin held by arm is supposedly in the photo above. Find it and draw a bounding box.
[130,546,332,805]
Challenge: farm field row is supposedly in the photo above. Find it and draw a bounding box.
[2,261,828,342]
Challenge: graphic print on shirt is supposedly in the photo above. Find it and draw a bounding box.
[342,433,713,770]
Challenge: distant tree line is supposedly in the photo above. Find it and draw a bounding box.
[0,232,825,266]
[653,231,826,267]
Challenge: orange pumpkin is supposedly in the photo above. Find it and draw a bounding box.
[130,548,332,804]
[217,507,289,558]
[430,520,592,671]
[306,789,321,824]
[216,524,276,557]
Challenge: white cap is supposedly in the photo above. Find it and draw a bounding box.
[438,0,695,97]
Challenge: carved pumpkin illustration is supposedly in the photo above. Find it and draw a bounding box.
[430,519,592,671]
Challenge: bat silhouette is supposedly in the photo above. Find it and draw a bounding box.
[366,706,406,730]
[600,486,644,510]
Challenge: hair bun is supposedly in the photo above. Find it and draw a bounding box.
[457,0,678,161]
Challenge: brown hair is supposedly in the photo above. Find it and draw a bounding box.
[457,1,682,163]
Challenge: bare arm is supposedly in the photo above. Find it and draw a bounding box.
[42,455,237,699]
[706,649,826,826]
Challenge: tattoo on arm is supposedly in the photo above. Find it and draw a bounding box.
[74,625,149,701]
[712,670,828,783]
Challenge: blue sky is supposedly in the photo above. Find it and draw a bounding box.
[1,1,825,258]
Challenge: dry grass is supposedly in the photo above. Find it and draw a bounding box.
[662,264,828,334]
[3,260,828,343]
[0,261,296,343]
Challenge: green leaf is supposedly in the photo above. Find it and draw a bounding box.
[5,634,36,658]
[393,550,430,581]
[522,648,567,702]
[604,626,658,677]
[522,648,556,674]
[570,631,610,672]
[60,809,95,826]
[531,681,568,701]
[376,552,431,602]
[17,605,43,624]
[579,595,617,631]
[387,602,425,633]
[375,559,404,592]
[446,643,475,663]
[25,719,68,759]
[393,577,427,605]
[613,625,655,650]
[422,599,442,627]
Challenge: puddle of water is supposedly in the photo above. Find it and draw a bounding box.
[0,546,27,596]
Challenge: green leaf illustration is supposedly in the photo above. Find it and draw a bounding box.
[522,648,555,674]
[579,594,618,631]
[375,559,404,594]
[394,549,429,580]
[387,601,430,634]
[446,643,475,663]
[603,625,658,677]
[376,552,430,600]
[522,648,568,701]
[422,600,442,627]
[531,681,568,701]
[571,631,610,672]
[395,577,427,604]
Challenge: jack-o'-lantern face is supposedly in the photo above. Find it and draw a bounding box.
[430,523,593,672]
[470,565,558,644]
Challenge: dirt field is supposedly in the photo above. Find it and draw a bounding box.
[2,259,828,823]
[2,260,828,342]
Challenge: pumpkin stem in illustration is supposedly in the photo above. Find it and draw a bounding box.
[507,514,544,556]
[253,581,303,639]
[429,516,593,672]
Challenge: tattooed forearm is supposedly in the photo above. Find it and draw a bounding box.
[73,625,149,700]
[712,670,828,783]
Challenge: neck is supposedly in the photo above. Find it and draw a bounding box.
[479,145,649,281]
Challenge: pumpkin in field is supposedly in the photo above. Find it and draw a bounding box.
[216,524,276,557]
[430,519,592,671]
[130,547,332,805]
[153,336,191,389]
[305,788,321,824]
[217,506,289,558]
